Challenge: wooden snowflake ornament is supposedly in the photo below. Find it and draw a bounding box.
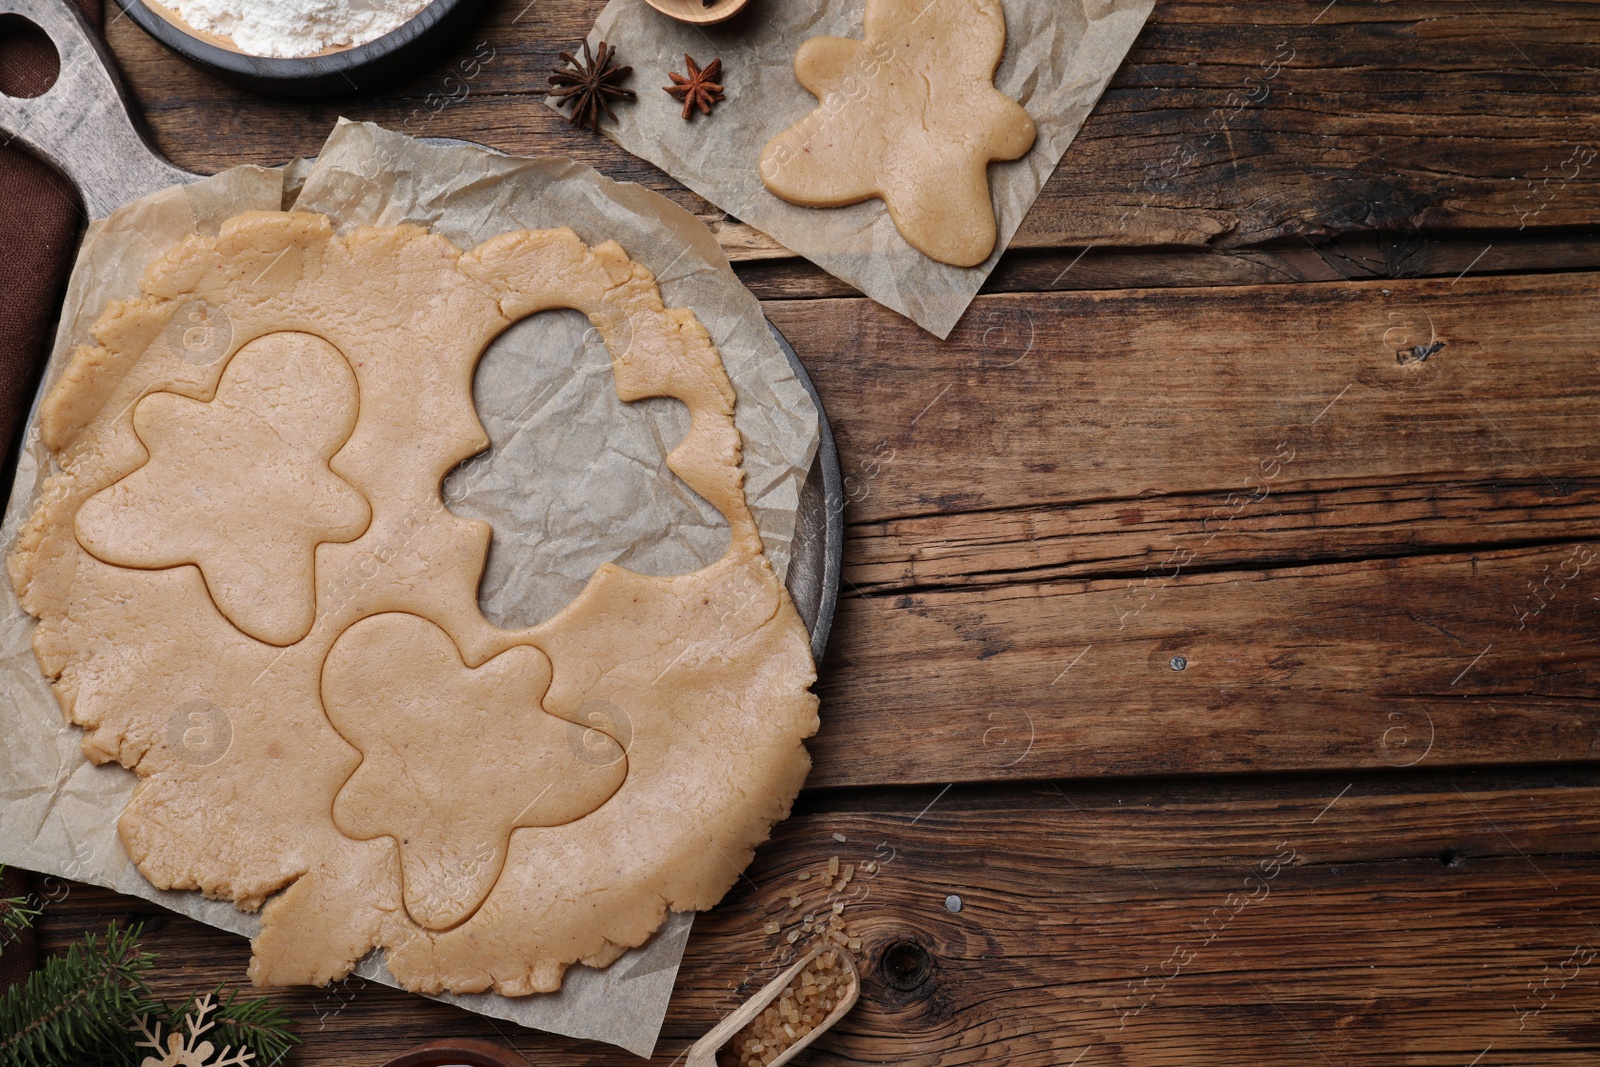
[134,995,255,1067]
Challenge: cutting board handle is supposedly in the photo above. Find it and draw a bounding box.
[0,0,196,217]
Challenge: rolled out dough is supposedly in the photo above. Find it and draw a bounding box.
[8,210,819,996]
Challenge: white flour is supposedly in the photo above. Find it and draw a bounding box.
[163,0,431,58]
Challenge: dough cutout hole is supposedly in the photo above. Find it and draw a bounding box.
[444,308,731,631]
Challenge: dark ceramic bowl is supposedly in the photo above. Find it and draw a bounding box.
[110,0,486,96]
[378,1038,531,1066]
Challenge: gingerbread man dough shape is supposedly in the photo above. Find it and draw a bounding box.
[323,611,627,931]
[759,0,1036,268]
[74,330,370,647]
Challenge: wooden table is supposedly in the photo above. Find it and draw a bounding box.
[33,1,1600,1063]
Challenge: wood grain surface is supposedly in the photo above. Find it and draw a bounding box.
[105,0,1600,255]
[18,0,1600,1065]
[775,272,1600,786]
[31,769,1600,1065]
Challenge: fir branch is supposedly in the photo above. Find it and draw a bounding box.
[0,922,154,1067]
[0,868,42,960]
[159,986,299,1066]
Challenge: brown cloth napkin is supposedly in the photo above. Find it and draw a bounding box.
[0,0,100,471]
[0,0,100,994]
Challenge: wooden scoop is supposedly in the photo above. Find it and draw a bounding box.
[642,0,753,26]
[686,945,861,1067]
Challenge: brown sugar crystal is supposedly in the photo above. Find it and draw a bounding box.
[718,949,852,1067]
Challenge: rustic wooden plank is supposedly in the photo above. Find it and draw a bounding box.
[730,231,1600,301]
[780,270,1600,785]
[812,540,1600,787]
[30,769,1600,1064]
[103,0,1600,258]
[844,474,1600,593]
[771,271,1600,525]
[985,231,1600,295]
[1024,0,1600,248]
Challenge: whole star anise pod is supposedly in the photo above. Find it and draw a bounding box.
[549,40,636,132]
[664,54,724,120]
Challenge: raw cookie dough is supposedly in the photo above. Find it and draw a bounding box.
[73,330,370,647]
[324,611,627,932]
[9,210,819,996]
[759,0,1036,268]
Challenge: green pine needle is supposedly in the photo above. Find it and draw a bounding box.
[159,985,300,1066]
[0,922,155,1067]
[0,910,298,1067]
[0,868,42,961]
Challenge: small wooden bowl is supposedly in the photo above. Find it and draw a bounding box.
[685,945,861,1067]
[642,0,753,27]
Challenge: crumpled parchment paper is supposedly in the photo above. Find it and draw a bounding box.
[0,120,820,1058]
[574,0,1156,338]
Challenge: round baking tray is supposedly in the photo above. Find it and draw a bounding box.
[109,0,487,96]
[769,322,842,661]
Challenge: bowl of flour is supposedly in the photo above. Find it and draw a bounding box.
[113,0,486,95]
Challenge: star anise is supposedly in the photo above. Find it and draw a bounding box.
[549,40,636,132]
[664,54,725,120]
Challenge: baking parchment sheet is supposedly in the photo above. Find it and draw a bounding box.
[0,120,820,1058]
[575,0,1156,338]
